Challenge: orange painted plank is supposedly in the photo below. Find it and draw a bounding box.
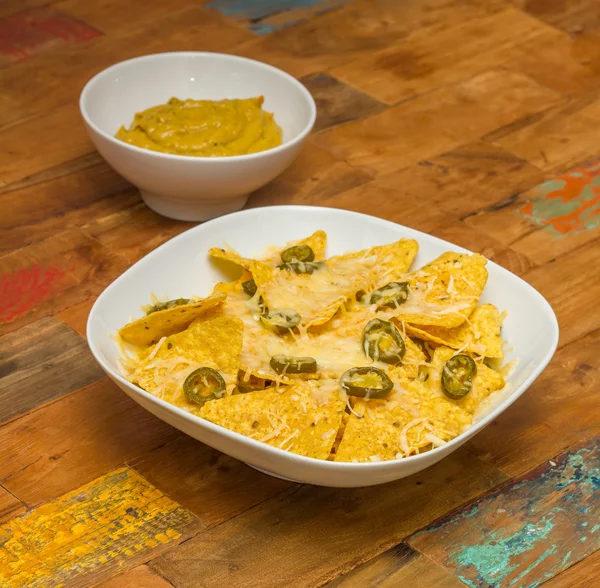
[55,298,95,338]
[0,468,200,588]
[0,229,128,336]
[129,435,295,528]
[150,448,507,587]
[0,378,180,506]
[314,70,562,176]
[0,317,104,424]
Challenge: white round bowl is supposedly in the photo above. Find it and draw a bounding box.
[79,52,316,221]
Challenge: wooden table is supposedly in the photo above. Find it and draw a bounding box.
[1,0,599,586]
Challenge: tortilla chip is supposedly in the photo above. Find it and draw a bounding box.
[428,346,505,414]
[406,304,503,358]
[131,316,243,405]
[335,376,471,462]
[389,252,488,329]
[119,293,226,347]
[402,335,428,379]
[199,380,345,459]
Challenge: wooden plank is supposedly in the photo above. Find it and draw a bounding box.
[82,203,194,264]
[129,435,295,528]
[408,438,600,588]
[331,8,561,105]
[149,448,507,587]
[0,487,25,524]
[98,565,174,588]
[0,317,104,424]
[301,73,385,132]
[514,0,600,35]
[325,543,464,587]
[0,7,100,65]
[246,141,373,208]
[466,327,600,478]
[0,229,128,336]
[542,549,600,588]
[55,298,95,338]
[492,94,600,174]
[0,378,180,506]
[0,159,131,253]
[237,0,495,78]
[0,5,253,130]
[0,468,200,588]
[314,69,562,176]
[465,160,600,266]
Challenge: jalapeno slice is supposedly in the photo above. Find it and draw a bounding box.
[340,366,394,399]
[280,244,315,264]
[242,278,257,297]
[183,367,226,405]
[277,260,324,275]
[441,354,477,399]
[260,308,301,332]
[362,318,405,365]
[146,298,193,315]
[270,354,318,375]
[369,282,410,308]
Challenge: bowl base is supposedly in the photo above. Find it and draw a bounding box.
[246,464,303,484]
[140,190,249,222]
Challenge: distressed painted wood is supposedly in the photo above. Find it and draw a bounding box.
[325,543,465,587]
[0,317,104,424]
[129,435,294,527]
[150,448,506,587]
[543,548,600,588]
[408,438,600,588]
[0,468,200,587]
[0,379,180,506]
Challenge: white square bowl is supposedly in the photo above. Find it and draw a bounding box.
[87,206,559,487]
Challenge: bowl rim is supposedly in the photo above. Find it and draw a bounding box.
[79,51,317,163]
[87,205,560,471]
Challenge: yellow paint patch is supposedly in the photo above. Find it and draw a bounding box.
[406,304,504,358]
[119,294,226,347]
[199,381,345,459]
[428,346,505,414]
[0,468,198,588]
[335,375,471,462]
[390,252,488,328]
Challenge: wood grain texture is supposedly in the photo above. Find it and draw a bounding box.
[55,298,95,338]
[466,328,600,478]
[325,543,465,587]
[129,435,294,527]
[0,468,200,588]
[98,564,174,588]
[514,0,600,35]
[542,548,600,588]
[0,379,180,506]
[0,317,104,424]
[0,487,25,524]
[150,448,507,587]
[314,69,562,176]
[409,438,600,588]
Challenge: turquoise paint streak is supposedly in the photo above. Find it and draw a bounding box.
[206,0,325,20]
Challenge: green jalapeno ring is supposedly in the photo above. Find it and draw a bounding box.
[340,366,394,400]
[362,318,406,365]
[280,244,315,264]
[369,281,410,308]
[242,278,257,297]
[270,354,318,375]
[260,308,302,333]
[441,354,477,399]
[277,261,324,275]
[146,298,193,315]
[183,367,226,405]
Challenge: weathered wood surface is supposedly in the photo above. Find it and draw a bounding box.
[1,0,600,585]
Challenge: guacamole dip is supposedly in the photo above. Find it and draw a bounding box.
[115,97,282,157]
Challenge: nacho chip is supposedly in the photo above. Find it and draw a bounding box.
[428,346,505,414]
[406,304,503,358]
[335,375,471,462]
[199,380,345,459]
[387,252,488,328]
[119,293,226,347]
[130,316,243,405]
